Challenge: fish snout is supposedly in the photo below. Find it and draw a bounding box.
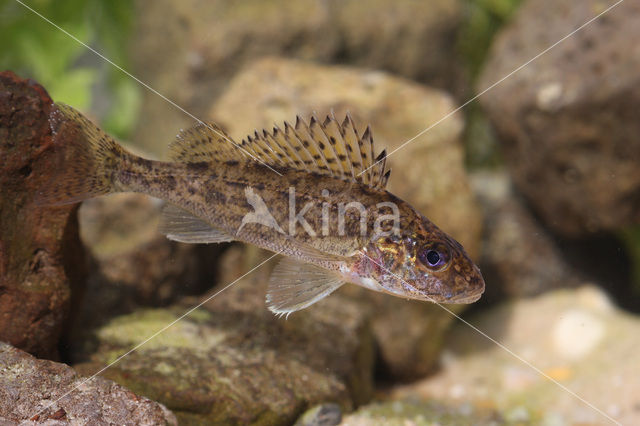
[448,266,485,304]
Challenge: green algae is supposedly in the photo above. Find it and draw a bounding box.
[96,308,225,350]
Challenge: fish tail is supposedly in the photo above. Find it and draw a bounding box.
[36,103,132,205]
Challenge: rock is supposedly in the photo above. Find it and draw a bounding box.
[470,170,581,298]
[67,193,224,360]
[78,193,222,308]
[73,247,375,425]
[392,286,639,425]
[0,71,86,359]
[340,400,502,426]
[79,193,165,258]
[0,342,176,425]
[478,0,640,236]
[340,285,463,381]
[208,57,482,380]
[295,403,342,426]
[129,0,465,155]
[332,0,465,94]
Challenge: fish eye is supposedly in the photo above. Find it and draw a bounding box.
[426,250,440,265]
[418,243,451,271]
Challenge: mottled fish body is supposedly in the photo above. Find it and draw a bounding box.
[41,103,485,316]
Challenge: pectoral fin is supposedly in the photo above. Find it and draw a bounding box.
[159,204,235,244]
[267,257,345,317]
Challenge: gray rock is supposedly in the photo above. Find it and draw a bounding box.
[479,0,640,236]
[0,342,176,425]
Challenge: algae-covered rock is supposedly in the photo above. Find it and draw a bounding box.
[74,248,375,425]
[0,71,86,359]
[0,342,176,425]
[340,400,504,426]
[393,286,638,425]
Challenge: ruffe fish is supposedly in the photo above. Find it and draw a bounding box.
[40,103,485,316]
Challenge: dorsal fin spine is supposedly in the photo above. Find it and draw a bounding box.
[243,133,265,163]
[361,125,374,185]
[331,110,356,179]
[272,125,293,167]
[381,169,391,188]
[316,114,347,178]
[274,125,301,169]
[286,121,316,169]
[372,149,387,187]
[309,116,343,177]
[294,116,331,172]
[280,122,306,167]
[265,132,287,167]
[342,113,364,183]
[259,130,286,167]
[265,128,293,168]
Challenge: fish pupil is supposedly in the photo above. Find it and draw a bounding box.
[426,250,440,266]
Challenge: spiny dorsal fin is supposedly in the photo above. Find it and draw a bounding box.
[168,115,391,190]
[241,114,390,190]
[169,122,245,163]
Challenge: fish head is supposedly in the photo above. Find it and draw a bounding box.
[357,216,485,304]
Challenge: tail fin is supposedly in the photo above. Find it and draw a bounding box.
[36,103,128,205]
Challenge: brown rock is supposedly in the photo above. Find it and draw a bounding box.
[0,71,86,359]
[79,193,222,307]
[470,170,581,298]
[331,0,465,93]
[0,342,177,425]
[340,286,462,381]
[129,0,465,155]
[478,0,640,236]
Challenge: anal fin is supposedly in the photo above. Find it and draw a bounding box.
[267,257,345,317]
[159,204,234,244]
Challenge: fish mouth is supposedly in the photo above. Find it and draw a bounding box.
[445,284,485,304]
[413,287,483,304]
[448,292,483,304]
